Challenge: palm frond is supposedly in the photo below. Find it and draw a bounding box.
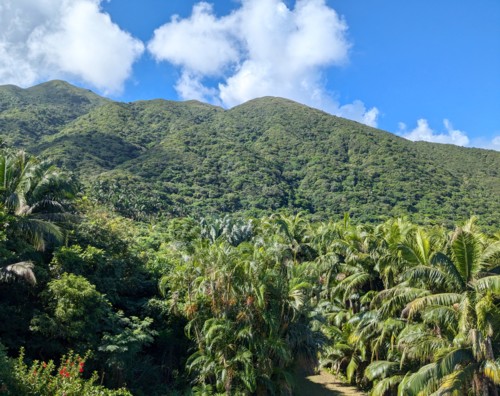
[439,348,473,376]
[434,363,476,396]
[397,324,449,362]
[403,265,457,291]
[15,217,64,251]
[398,228,431,266]
[364,360,399,381]
[370,374,404,396]
[373,286,429,318]
[346,355,359,383]
[475,275,500,295]
[0,261,36,285]
[421,306,459,330]
[335,271,371,302]
[400,363,439,396]
[403,293,463,319]
[431,252,466,289]
[451,228,481,283]
[481,240,500,266]
[483,360,500,385]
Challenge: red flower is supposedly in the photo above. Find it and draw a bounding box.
[59,367,70,378]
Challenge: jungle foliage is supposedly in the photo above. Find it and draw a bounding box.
[1,81,500,395]
[0,150,499,395]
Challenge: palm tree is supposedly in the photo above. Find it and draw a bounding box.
[0,149,76,251]
[399,221,500,395]
[0,261,36,285]
[162,217,323,395]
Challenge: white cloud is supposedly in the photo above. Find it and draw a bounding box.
[175,71,220,103]
[148,0,378,126]
[398,119,470,146]
[490,136,500,151]
[148,2,239,76]
[335,100,379,128]
[0,0,144,94]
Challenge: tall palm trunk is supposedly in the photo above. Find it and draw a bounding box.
[484,336,499,396]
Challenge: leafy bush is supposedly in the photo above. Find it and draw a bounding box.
[9,349,131,395]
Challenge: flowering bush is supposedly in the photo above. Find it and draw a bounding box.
[10,349,131,396]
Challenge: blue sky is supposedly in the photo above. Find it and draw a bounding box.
[0,0,499,149]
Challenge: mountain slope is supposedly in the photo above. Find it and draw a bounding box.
[0,81,498,228]
[0,80,108,146]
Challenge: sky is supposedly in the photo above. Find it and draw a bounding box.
[0,0,499,150]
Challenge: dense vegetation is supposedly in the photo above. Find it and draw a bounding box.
[0,147,499,395]
[1,81,500,395]
[1,81,499,230]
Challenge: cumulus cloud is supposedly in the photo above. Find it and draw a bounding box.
[148,2,239,76]
[398,119,470,146]
[148,0,378,126]
[491,136,500,151]
[335,100,380,128]
[0,0,144,94]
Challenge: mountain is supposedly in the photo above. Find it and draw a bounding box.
[0,80,108,146]
[1,81,499,228]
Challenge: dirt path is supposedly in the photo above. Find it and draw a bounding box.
[294,371,365,396]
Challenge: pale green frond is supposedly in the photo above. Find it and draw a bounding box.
[364,360,399,381]
[373,286,429,318]
[403,265,456,290]
[397,372,412,396]
[158,275,171,297]
[346,356,359,383]
[335,271,371,301]
[475,294,499,337]
[398,228,432,266]
[451,228,481,283]
[421,306,459,330]
[404,293,463,320]
[370,375,404,396]
[475,275,500,295]
[431,252,466,289]
[397,324,449,362]
[236,326,253,341]
[400,363,439,396]
[481,240,500,265]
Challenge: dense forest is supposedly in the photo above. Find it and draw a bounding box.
[0,81,499,395]
[1,81,499,229]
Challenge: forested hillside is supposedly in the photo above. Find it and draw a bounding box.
[1,81,499,229]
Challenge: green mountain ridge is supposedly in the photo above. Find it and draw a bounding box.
[0,80,109,146]
[1,80,499,228]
